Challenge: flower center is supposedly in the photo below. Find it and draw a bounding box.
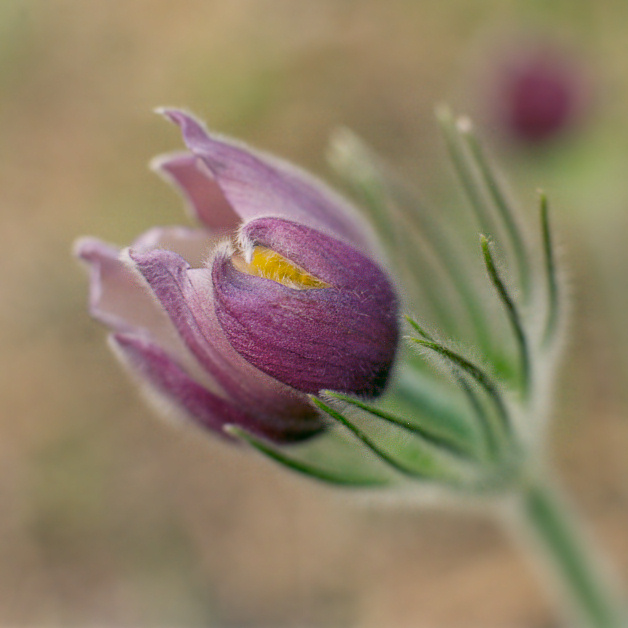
[234,246,328,290]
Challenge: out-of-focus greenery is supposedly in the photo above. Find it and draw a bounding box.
[0,1,626,626]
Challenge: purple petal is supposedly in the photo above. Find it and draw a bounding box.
[127,246,324,435]
[74,237,164,333]
[75,227,216,333]
[158,108,376,253]
[111,332,322,443]
[212,219,399,396]
[151,152,239,230]
[75,231,224,381]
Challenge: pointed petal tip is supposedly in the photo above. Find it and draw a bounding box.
[148,151,241,231]
[73,236,99,261]
[155,107,202,132]
[153,106,180,122]
[155,108,208,138]
[148,151,182,174]
[73,237,120,266]
[149,150,200,176]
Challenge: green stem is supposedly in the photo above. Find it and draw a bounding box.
[516,478,625,628]
[540,191,560,346]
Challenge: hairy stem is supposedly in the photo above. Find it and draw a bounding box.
[513,478,625,628]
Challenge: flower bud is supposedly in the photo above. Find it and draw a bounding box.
[213,217,399,397]
[493,42,589,144]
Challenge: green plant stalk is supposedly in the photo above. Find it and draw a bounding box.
[515,478,625,628]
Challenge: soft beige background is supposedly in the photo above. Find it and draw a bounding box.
[1,1,627,626]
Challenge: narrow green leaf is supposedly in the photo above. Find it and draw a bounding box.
[389,361,484,454]
[312,397,479,486]
[225,426,390,487]
[480,235,530,393]
[404,315,434,340]
[311,398,425,478]
[411,338,513,455]
[539,191,559,345]
[458,118,531,299]
[405,316,498,460]
[451,371,498,462]
[326,390,476,459]
[327,128,397,242]
[436,105,497,240]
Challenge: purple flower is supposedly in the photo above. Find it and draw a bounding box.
[76,110,399,444]
[493,42,589,144]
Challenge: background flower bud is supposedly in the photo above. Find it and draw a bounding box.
[492,41,590,144]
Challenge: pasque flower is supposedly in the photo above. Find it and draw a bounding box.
[77,108,627,628]
[76,110,399,444]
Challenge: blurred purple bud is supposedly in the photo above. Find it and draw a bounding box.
[494,42,589,144]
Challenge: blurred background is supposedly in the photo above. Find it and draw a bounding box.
[1,1,627,626]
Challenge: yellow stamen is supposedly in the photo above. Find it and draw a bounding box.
[234,246,328,290]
